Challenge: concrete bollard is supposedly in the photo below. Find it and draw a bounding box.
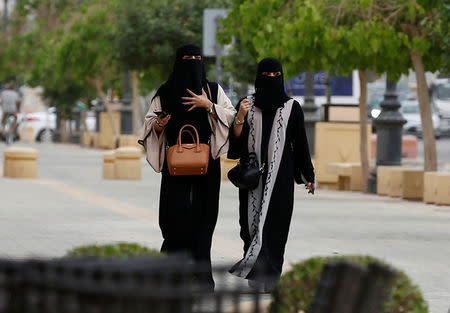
[423,172,439,204]
[103,151,116,179]
[3,147,38,178]
[435,173,450,206]
[114,147,141,180]
[81,132,92,147]
[389,168,404,197]
[20,124,35,143]
[402,169,424,200]
[377,166,403,196]
[118,135,144,152]
[220,156,238,181]
[92,133,99,148]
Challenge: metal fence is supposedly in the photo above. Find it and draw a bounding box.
[0,256,395,313]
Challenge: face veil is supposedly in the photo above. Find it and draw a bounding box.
[254,57,290,112]
[155,44,209,115]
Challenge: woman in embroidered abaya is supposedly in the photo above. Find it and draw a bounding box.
[139,44,236,289]
[228,58,315,291]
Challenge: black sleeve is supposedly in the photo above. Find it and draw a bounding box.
[292,101,315,184]
[227,99,249,160]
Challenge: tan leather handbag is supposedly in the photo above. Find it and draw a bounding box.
[166,124,210,176]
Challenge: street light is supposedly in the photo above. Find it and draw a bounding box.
[303,71,320,156]
[367,78,406,193]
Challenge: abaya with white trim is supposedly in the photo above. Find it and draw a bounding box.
[151,44,234,290]
[228,58,315,286]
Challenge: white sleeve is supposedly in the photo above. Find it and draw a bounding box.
[138,96,167,173]
[208,85,237,159]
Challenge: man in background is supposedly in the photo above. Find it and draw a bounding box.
[0,83,21,135]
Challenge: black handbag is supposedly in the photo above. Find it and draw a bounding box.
[227,152,266,190]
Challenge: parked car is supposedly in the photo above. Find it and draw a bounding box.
[430,78,450,134]
[18,107,57,141]
[17,107,96,142]
[401,97,441,139]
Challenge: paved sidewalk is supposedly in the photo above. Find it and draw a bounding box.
[0,142,449,313]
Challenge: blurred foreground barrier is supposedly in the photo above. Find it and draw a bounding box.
[114,147,141,180]
[3,147,38,179]
[309,261,396,313]
[0,255,270,313]
[0,256,399,313]
[315,122,371,190]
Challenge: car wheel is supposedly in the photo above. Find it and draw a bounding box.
[37,129,54,142]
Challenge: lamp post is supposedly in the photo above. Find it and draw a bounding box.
[303,71,320,156]
[367,78,406,193]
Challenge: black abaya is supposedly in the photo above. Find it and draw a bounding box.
[157,82,221,290]
[228,100,314,284]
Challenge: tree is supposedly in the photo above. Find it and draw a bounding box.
[57,0,122,140]
[219,0,411,191]
[0,0,90,141]
[366,0,445,171]
[114,0,232,133]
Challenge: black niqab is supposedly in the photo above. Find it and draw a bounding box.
[155,44,209,115]
[254,58,290,112]
[154,44,212,145]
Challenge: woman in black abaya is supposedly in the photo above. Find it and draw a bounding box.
[228,58,315,291]
[139,44,235,290]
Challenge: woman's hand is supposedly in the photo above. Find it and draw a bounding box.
[182,88,213,112]
[154,114,171,133]
[306,182,315,195]
[237,98,251,121]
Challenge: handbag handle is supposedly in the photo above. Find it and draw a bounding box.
[177,124,201,152]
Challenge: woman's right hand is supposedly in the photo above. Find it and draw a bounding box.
[237,99,252,121]
[157,115,171,127]
[154,114,171,132]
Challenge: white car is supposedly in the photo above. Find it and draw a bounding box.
[430,78,450,134]
[401,98,441,139]
[18,107,96,142]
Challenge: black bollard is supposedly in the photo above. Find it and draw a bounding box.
[367,79,406,193]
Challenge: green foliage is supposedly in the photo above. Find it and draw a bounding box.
[270,255,429,313]
[58,1,119,84]
[1,0,232,108]
[219,0,446,80]
[66,242,163,259]
[114,0,207,90]
[434,0,450,73]
[221,39,257,92]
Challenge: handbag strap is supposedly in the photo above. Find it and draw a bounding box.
[177,124,201,152]
[207,83,212,101]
